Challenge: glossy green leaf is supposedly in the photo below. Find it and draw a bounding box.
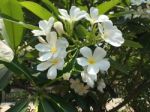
[6,99,29,112]
[0,0,24,50]
[123,40,143,48]
[42,0,59,18]
[98,0,121,14]
[0,12,38,30]
[38,98,55,112]
[48,94,77,112]
[20,1,52,20]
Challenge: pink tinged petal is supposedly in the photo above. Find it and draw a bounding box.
[77,57,88,67]
[37,61,51,71]
[93,47,106,61]
[38,52,52,61]
[35,43,50,52]
[39,20,48,31]
[90,7,99,20]
[80,47,92,58]
[99,59,110,72]
[47,66,57,79]
[87,64,100,74]
[32,30,44,36]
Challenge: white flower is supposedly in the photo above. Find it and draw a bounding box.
[70,79,89,95]
[32,17,54,36]
[81,68,97,88]
[98,21,124,47]
[58,6,87,22]
[0,40,14,62]
[54,21,65,36]
[0,18,3,32]
[131,0,143,5]
[77,47,110,75]
[97,79,106,93]
[35,31,68,61]
[85,7,109,25]
[37,57,64,79]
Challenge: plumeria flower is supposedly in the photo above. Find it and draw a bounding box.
[35,31,68,61]
[37,57,65,79]
[32,17,54,36]
[70,79,89,95]
[0,40,14,62]
[98,21,124,47]
[77,47,110,75]
[81,68,97,88]
[58,6,87,23]
[85,7,109,25]
[97,79,106,93]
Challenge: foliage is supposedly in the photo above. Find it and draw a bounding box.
[0,0,150,112]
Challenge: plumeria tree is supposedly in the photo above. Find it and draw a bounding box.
[0,0,150,112]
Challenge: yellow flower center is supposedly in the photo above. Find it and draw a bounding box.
[88,57,96,64]
[51,59,59,65]
[51,47,57,53]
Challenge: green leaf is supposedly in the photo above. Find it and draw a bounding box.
[38,98,55,112]
[0,66,12,91]
[0,60,34,83]
[98,0,121,14]
[48,94,77,112]
[6,99,29,112]
[42,0,59,18]
[20,1,52,20]
[123,40,143,48]
[110,59,129,75]
[0,12,38,30]
[0,0,24,50]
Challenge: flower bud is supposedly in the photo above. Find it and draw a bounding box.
[54,21,65,36]
[0,40,14,62]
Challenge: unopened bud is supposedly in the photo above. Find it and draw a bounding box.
[54,21,65,36]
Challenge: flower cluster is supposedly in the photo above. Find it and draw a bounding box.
[33,6,124,94]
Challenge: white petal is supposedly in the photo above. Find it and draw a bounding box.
[98,15,109,22]
[93,47,106,61]
[35,43,50,52]
[98,23,104,34]
[58,9,70,20]
[37,61,51,71]
[90,7,99,20]
[47,66,57,79]
[87,64,100,74]
[38,37,47,44]
[56,59,64,70]
[47,17,55,30]
[32,30,44,36]
[39,20,48,31]
[0,41,14,62]
[80,47,92,58]
[77,57,88,67]
[70,6,80,18]
[38,52,52,61]
[99,59,110,72]
[57,38,69,48]
[49,31,57,47]
[76,11,87,21]
[54,21,65,35]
